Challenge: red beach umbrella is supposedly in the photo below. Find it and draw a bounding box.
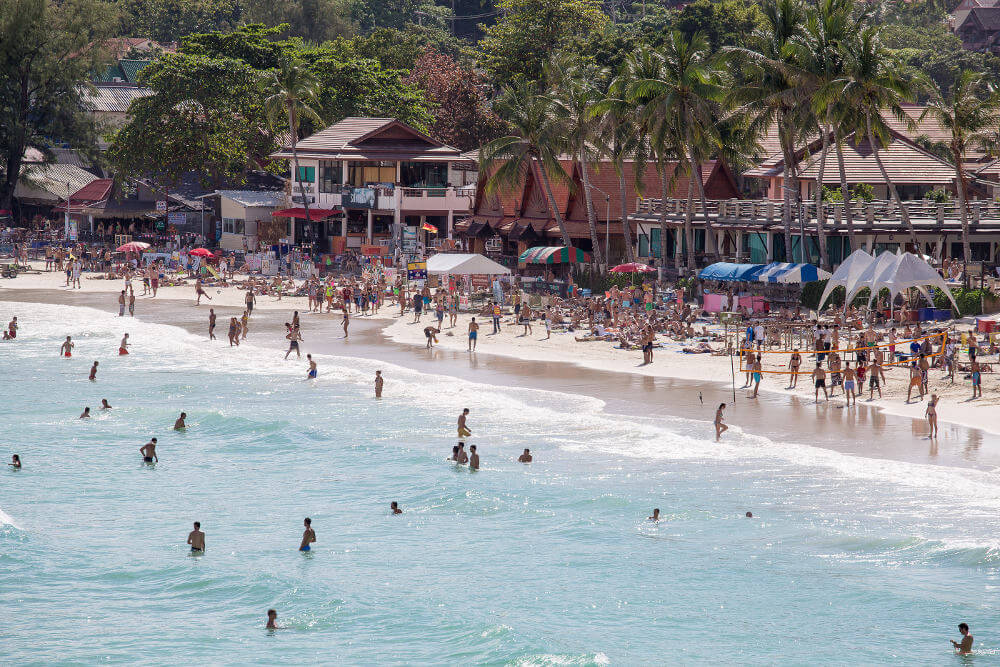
[116,241,150,252]
[189,248,214,257]
[610,262,656,273]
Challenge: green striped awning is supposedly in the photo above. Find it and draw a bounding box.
[518,246,593,264]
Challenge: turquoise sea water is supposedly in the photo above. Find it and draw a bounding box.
[2,301,1000,664]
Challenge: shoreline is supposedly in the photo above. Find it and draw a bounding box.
[3,282,1000,472]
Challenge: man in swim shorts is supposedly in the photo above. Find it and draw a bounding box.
[60,336,74,357]
[300,517,316,551]
[140,438,158,463]
[89,361,99,381]
[307,354,317,379]
[187,521,205,553]
[119,333,130,355]
[174,412,186,430]
[469,444,480,470]
[458,408,471,437]
[468,318,479,351]
[811,362,828,401]
[518,448,532,463]
[284,326,302,359]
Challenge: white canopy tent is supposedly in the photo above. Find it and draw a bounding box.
[817,249,873,311]
[425,253,511,276]
[865,252,960,313]
[843,251,901,306]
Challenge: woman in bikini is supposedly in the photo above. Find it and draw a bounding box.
[926,393,939,438]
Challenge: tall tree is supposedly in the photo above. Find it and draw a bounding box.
[921,70,999,263]
[0,0,114,211]
[838,26,924,250]
[264,59,323,224]
[481,80,573,247]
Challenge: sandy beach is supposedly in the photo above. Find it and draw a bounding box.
[3,264,999,470]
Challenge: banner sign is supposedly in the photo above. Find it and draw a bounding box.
[406,261,427,281]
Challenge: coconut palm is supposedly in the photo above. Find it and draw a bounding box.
[921,70,1000,263]
[630,31,725,273]
[264,58,323,227]
[481,80,573,247]
[837,26,924,251]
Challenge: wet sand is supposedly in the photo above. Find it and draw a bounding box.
[1,286,996,470]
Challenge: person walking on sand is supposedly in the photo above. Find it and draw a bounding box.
[374,370,384,398]
[906,360,924,403]
[299,517,316,551]
[467,318,479,351]
[811,362,828,401]
[88,361,99,381]
[926,394,939,438]
[458,408,471,438]
[491,301,501,334]
[868,358,883,400]
[751,357,762,398]
[208,308,217,340]
[60,336,74,357]
[187,521,205,553]
[715,403,728,441]
[843,362,856,407]
[195,278,211,305]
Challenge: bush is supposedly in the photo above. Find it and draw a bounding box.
[800,279,830,309]
[933,287,992,316]
[926,188,950,203]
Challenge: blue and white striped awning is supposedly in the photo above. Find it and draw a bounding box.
[757,262,832,284]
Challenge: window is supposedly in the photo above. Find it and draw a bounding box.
[319,160,342,193]
[295,165,315,183]
[348,161,395,186]
[222,218,244,234]
[400,161,448,188]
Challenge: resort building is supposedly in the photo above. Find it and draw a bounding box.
[202,190,286,251]
[269,117,478,254]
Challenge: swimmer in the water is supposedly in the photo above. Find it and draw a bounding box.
[266,609,279,629]
[746,511,753,518]
[951,623,973,655]
[390,501,402,514]
[173,412,186,430]
[715,403,728,441]
[306,354,317,379]
[100,399,112,410]
[9,454,21,469]
[187,521,205,553]
[300,517,315,551]
[140,438,158,463]
[455,442,468,464]
[88,361,99,381]
[80,407,91,419]
[517,448,532,463]
[119,333,130,355]
[469,444,480,470]
[450,445,459,461]
[60,336,74,357]
[648,508,660,521]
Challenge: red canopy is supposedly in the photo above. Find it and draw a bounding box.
[610,262,657,274]
[272,208,340,221]
[189,248,214,257]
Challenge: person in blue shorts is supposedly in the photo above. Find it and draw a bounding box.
[300,517,315,551]
[468,317,479,351]
[306,354,317,379]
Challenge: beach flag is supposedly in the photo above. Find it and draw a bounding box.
[421,222,438,234]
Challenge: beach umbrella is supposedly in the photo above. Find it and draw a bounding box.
[189,248,214,257]
[116,241,150,252]
[609,262,656,273]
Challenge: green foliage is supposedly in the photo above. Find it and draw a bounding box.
[242,0,355,44]
[926,188,950,203]
[477,0,609,87]
[118,0,241,43]
[673,0,768,52]
[181,23,297,69]
[933,287,993,316]
[571,266,638,292]
[800,280,830,310]
[822,184,875,202]
[882,23,1000,100]
[0,0,115,209]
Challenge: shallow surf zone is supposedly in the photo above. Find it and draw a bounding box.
[1,300,999,663]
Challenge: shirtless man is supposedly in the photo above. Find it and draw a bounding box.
[80,407,91,419]
[174,412,186,430]
[60,336,74,357]
[374,370,383,398]
[187,521,205,553]
[266,609,279,630]
[245,289,255,316]
[390,501,403,515]
[101,399,112,410]
[951,623,973,655]
[208,308,217,340]
[648,508,661,521]
[789,349,802,388]
[811,362,828,401]
[517,448,533,463]
[457,408,471,438]
[119,333,130,355]
[299,517,316,551]
[118,290,126,317]
[455,442,469,464]
[306,354,317,380]
[140,438,158,463]
[89,361,99,381]
[843,362,856,407]
[906,360,924,403]
[469,444,480,470]
[468,317,479,351]
[868,358,883,400]
[128,291,135,317]
[715,403,728,440]
[284,326,302,359]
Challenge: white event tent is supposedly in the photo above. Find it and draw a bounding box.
[425,253,511,276]
[817,249,873,311]
[864,252,959,312]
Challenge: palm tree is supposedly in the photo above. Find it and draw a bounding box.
[630,31,726,273]
[548,61,606,265]
[264,59,323,227]
[838,26,924,251]
[921,70,1000,263]
[481,80,573,247]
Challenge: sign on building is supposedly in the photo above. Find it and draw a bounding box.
[155,200,168,212]
[407,261,427,281]
[167,212,186,226]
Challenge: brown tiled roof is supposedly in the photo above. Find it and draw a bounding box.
[271,117,465,161]
[792,132,957,184]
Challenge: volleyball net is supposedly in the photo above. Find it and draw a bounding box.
[738,331,949,375]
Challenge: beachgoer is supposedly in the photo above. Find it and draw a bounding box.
[266,609,278,630]
[468,318,479,351]
[906,361,924,403]
[119,333,130,356]
[284,326,302,359]
[648,509,660,521]
[715,403,728,441]
[746,512,753,518]
[455,442,468,464]
[342,306,350,338]
[300,517,316,551]
[128,291,135,317]
[751,358,762,398]
[375,370,383,398]
[843,362,856,407]
[100,399,112,410]
[306,354,317,379]
[518,448,532,463]
[868,358,882,400]
[80,407,91,419]
[789,350,801,388]
[469,444,480,470]
[390,501,402,515]
[9,454,21,469]
[926,394,939,438]
[424,326,439,349]
[971,360,982,399]
[118,290,126,317]
[245,289,255,316]
[811,363,828,401]
[187,521,205,553]
[241,311,250,341]
[491,302,501,334]
[89,361,99,381]
[195,278,211,305]
[208,309,216,340]
[174,412,186,430]
[951,623,973,655]
[60,336,74,357]
[140,438,158,463]
[458,408,471,438]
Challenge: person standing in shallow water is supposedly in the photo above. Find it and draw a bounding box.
[208,308,216,340]
[374,370,383,398]
[715,403,727,441]
[187,521,205,553]
[300,517,316,551]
